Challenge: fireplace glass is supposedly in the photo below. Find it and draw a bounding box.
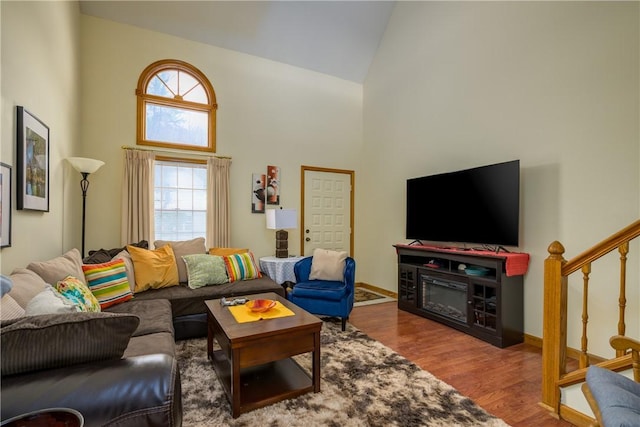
[420,274,467,323]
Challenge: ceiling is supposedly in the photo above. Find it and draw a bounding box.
[79,1,396,83]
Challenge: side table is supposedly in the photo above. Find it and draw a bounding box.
[259,256,305,296]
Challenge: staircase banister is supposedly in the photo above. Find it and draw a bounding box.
[562,220,640,276]
[556,354,633,387]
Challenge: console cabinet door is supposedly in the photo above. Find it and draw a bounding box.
[398,264,417,309]
[470,279,499,334]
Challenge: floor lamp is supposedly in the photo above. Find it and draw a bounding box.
[67,157,105,258]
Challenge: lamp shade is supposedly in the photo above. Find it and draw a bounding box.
[266,209,297,230]
[66,157,105,174]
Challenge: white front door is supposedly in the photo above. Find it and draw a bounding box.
[301,167,354,256]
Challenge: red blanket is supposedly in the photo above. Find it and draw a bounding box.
[395,244,530,277]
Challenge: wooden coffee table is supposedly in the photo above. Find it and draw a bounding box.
[205,292,322,418]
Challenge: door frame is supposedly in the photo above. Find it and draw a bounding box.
[300,165,355,257]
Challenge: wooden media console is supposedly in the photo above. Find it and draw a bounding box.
[394,244,529,348]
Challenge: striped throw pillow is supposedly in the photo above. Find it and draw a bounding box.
[82,259,133,309]
[223,252,262,282]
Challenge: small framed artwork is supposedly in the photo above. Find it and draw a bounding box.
[0,163,11,248]
[16,106,49,211]
[267,165,280,205]
[252,173,266,213]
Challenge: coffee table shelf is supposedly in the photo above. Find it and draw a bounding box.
[211,352,313,414]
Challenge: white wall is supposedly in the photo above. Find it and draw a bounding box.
[0,1,81,274]
[2,2,637,349]
[79,16,362,260]
[361,2,639,348]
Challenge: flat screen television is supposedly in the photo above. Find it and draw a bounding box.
[406,160,520,248]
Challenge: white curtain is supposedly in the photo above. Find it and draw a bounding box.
[121,149,155,246]
[206,157,231,248]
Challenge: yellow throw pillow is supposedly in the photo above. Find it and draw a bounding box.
[208,247,249,256]
[127,245,179,293]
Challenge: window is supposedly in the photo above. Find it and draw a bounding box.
[154,159,207,242]
[136,59,217,152]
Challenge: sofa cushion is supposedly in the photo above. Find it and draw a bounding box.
[25,285,78,316]
[82,259,133,309]
[123,332,176,358]
[0,312,139,376]
[154,238,207,283]
[1,294,25,320]
[132,277,284,318]
[105,299,174,337]
[223,252,261,282]
[127,245,179,293]
[55,276,101,313]
[182,254,228,289]
[5,268,48,309]
[27,248,86,286]
[309,248,347,281]
[291,280,348,301]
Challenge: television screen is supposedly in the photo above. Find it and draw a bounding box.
[406,160,520,247]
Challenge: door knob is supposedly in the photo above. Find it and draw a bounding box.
[305,238,311,242]
[305,229,310,234]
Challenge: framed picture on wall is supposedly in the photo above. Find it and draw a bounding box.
[267,165,280,205]
[0,163,11,248]
[252,173,266,213]
[16,106,49,212]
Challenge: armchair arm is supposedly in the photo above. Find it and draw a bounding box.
[1,354,181,427]
[294,257,313,282]
[610,335,640,382]
[344,257,356,292]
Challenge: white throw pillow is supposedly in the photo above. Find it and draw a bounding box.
[25,285,78,316]
[309,249,348,281]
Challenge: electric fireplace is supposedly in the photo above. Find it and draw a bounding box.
[420,274,467,323]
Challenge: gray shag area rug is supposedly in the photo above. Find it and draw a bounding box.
[176,319,509,427]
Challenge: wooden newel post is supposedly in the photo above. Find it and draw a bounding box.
[541,241,567,415]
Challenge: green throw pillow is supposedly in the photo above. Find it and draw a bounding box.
[182,254,229,289]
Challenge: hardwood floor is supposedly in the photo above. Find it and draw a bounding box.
[349,302,575,427]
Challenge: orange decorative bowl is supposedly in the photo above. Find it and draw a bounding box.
[246,299,277,313]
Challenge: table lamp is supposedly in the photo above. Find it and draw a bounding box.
[266,208,297,258]
[66,157,105,258]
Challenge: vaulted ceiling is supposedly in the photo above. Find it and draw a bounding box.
[79,1,396,83]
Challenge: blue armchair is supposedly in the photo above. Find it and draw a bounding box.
[288,256,356,331]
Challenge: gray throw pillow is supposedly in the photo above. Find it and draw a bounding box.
[1,312,139,376]
[27,248,86,286]
[154,238,207,283]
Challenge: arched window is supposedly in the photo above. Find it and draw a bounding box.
[136,59,217,152]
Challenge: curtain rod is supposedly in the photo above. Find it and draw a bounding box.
[121,145,231,159]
